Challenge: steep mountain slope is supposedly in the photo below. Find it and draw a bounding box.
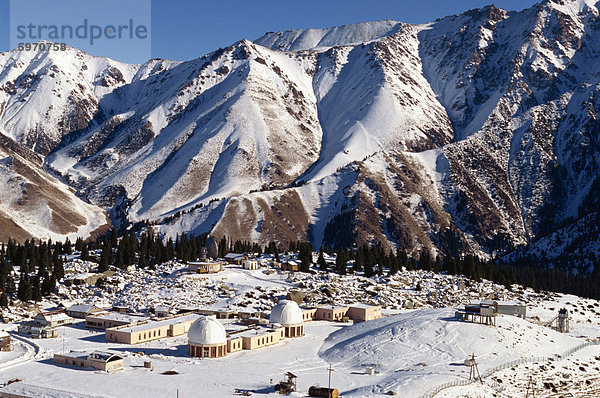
[0,134,108,242]
[1,0,599,262]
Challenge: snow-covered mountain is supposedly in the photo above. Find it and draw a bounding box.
[1,0,600,261]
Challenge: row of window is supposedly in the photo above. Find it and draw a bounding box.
[137,329,162,341]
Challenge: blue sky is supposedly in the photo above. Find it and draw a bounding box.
[1,0,540,63]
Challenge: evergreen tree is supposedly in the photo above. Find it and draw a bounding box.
[335,251,347,275]
[53,256,64,281]
[98,239,112,272]
[63,238,73,255]
[17,273,32,302]
[5,275,16,294]
[31,276,42,302]
[317,249,327,272]
[298,242,312,272]
[80,242,89,261]
[388,251,399,276]
[0,292,8,308]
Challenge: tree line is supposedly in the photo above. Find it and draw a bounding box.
[1,229,600,307]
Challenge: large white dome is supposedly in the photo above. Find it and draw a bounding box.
[270,300,303,325]
[188,316,226,345]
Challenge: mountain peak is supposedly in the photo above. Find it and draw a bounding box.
[254,20,404,52]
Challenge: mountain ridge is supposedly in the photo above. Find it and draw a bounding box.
[0,0,598,269]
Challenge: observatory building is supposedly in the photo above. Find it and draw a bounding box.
[188,316,228,358]
[269,300,304,338]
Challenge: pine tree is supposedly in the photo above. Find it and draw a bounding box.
[31,276,42,302]
[17,273,32,302]
[5,275,16,294]
[388,251,399,276]
[335,251,347,275]
[298,242,312,272]
[53,256,64,281]
[317,249,327,272]
[63,238,73,255]
[98,239,112,272]
[80,242,89,261]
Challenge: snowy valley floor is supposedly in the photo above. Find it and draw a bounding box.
[0,264,599,397]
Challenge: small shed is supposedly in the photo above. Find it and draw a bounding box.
[242,259,259,270]
[155,306,171,318]
[281,261,299,272]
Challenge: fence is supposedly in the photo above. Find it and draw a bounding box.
[419,339,600,398]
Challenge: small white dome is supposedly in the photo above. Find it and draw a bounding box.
[188,316,226,345]
[270,300,303,325]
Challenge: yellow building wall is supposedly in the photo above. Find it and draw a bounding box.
[227,338,243,353]
[241,330,280,350]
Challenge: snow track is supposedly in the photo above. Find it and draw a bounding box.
[0,333,41,373]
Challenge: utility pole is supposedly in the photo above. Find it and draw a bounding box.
[525,375,535,398]
[327,363,334,398]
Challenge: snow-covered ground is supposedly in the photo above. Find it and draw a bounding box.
[1,262,599,397]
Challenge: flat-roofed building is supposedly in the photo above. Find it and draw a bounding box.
[105,313,200,344]
[187,260,222,274]
[53,350,123,372]
[301,308,317,322]
[315,305,349,322]
[226,336,243,353]
[85,312,148,330]
[347,304,382,321]
[195,309,238,319]
[237,325,283,350]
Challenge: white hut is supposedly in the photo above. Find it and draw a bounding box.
[242,259,259,270]
[270,300,304,338]
[188,316,227,358]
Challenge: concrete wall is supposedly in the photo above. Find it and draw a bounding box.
[347,306,382,321]
[241,330,280,350]
[315,307,348,321]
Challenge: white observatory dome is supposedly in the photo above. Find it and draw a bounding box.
[188,316,226,345]
[270,300,303,326]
